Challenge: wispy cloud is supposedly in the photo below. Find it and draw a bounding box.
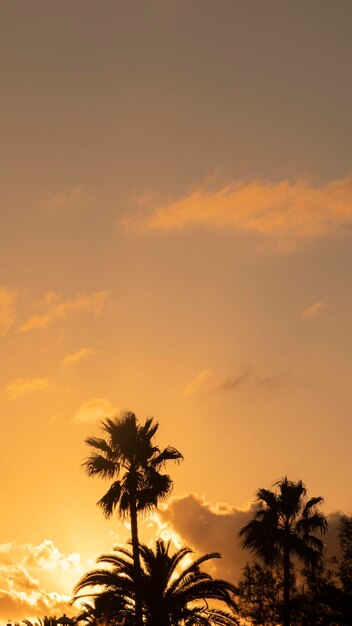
[4,377,53,399]
[211,369,250,392]
[61,347,101,367]
[301,300,328,320]
[184,369,214,396]
[124,176,352,249]
[185,367,276,397]
[72,397,117,424]
[0,286,17,336]
[46,185,87,215]
[18,290,108,332]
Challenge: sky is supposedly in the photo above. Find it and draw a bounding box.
[1,0,352,620]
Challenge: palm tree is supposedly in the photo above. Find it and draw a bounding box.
[239,476,327,626]
[74,591,134,626]
[83,411,183,626]
[73,540,238,626]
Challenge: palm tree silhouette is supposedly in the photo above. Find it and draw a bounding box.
[73,539,238,626]
[74,591,134,626]
[239,476,327,626]
[83,411,183,626]
[23,618,58,626]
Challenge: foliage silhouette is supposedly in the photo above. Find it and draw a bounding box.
[74,591,134,626]
[23,619,58,626]
[338,514,352,595]
[239,476,327,626]
[73,539,238,626]
[237,562,284,626]
[83,411,183,626]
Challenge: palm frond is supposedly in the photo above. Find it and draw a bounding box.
[83,454,117,479]
[84,436,113,456]
[151,446,183,467]
[97,481,122,518]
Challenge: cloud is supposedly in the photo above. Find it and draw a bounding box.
[18,290,108,332]
[0,286,17,336]
[211,369,250,392]
[300,300,328,320]
[46,185,87,215]
[72,397,118,424]
[4,377,53,399]
[0,588,70,622]
[185,367,277,397]
[22,540,80,572]
[157,494,256,582]
[61,347,101,367]
[124,176,352,249]
[0,540,81,621]
[156,494,346,584]
[184,369,214,396]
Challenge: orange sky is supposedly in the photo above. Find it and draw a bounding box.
[1,0,352,621]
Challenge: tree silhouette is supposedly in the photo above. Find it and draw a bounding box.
[23,618,58,626]
[239,476,327,626]
[83,411,183,626]
[74,591,134,626]
[237,562,284,626]
[73,539,238,626]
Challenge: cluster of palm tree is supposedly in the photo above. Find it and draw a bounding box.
[73,541,237,626]
[73,411,238,626]
[72,411,329,626]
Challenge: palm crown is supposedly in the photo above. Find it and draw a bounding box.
[83,411,183,518]
[73,539,238,626]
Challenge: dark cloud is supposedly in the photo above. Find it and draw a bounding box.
[158,494,346,583]
[158,494,257,581]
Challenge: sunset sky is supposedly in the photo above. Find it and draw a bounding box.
[1,0,352,620]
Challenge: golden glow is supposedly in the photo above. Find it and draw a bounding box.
[1,0,352,620]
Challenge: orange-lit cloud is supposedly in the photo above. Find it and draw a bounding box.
[300,300,328,319]
[18,291,108,332]
[0,588,70,622]
[61,347,101,367]
[0,540,81,621]
[46,185,87,215]
[0,286,17,336]
[184,369,214,396]
[4,377,53,399]
[23,540,80,572]
[125,176,352,248]
[72,397,117,424]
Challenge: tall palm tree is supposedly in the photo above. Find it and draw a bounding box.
[73,540,238,626]
[239,476,327,626]
[83,411,183,626]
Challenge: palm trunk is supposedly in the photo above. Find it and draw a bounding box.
[130,497,143,626]
[283,545,290,626]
